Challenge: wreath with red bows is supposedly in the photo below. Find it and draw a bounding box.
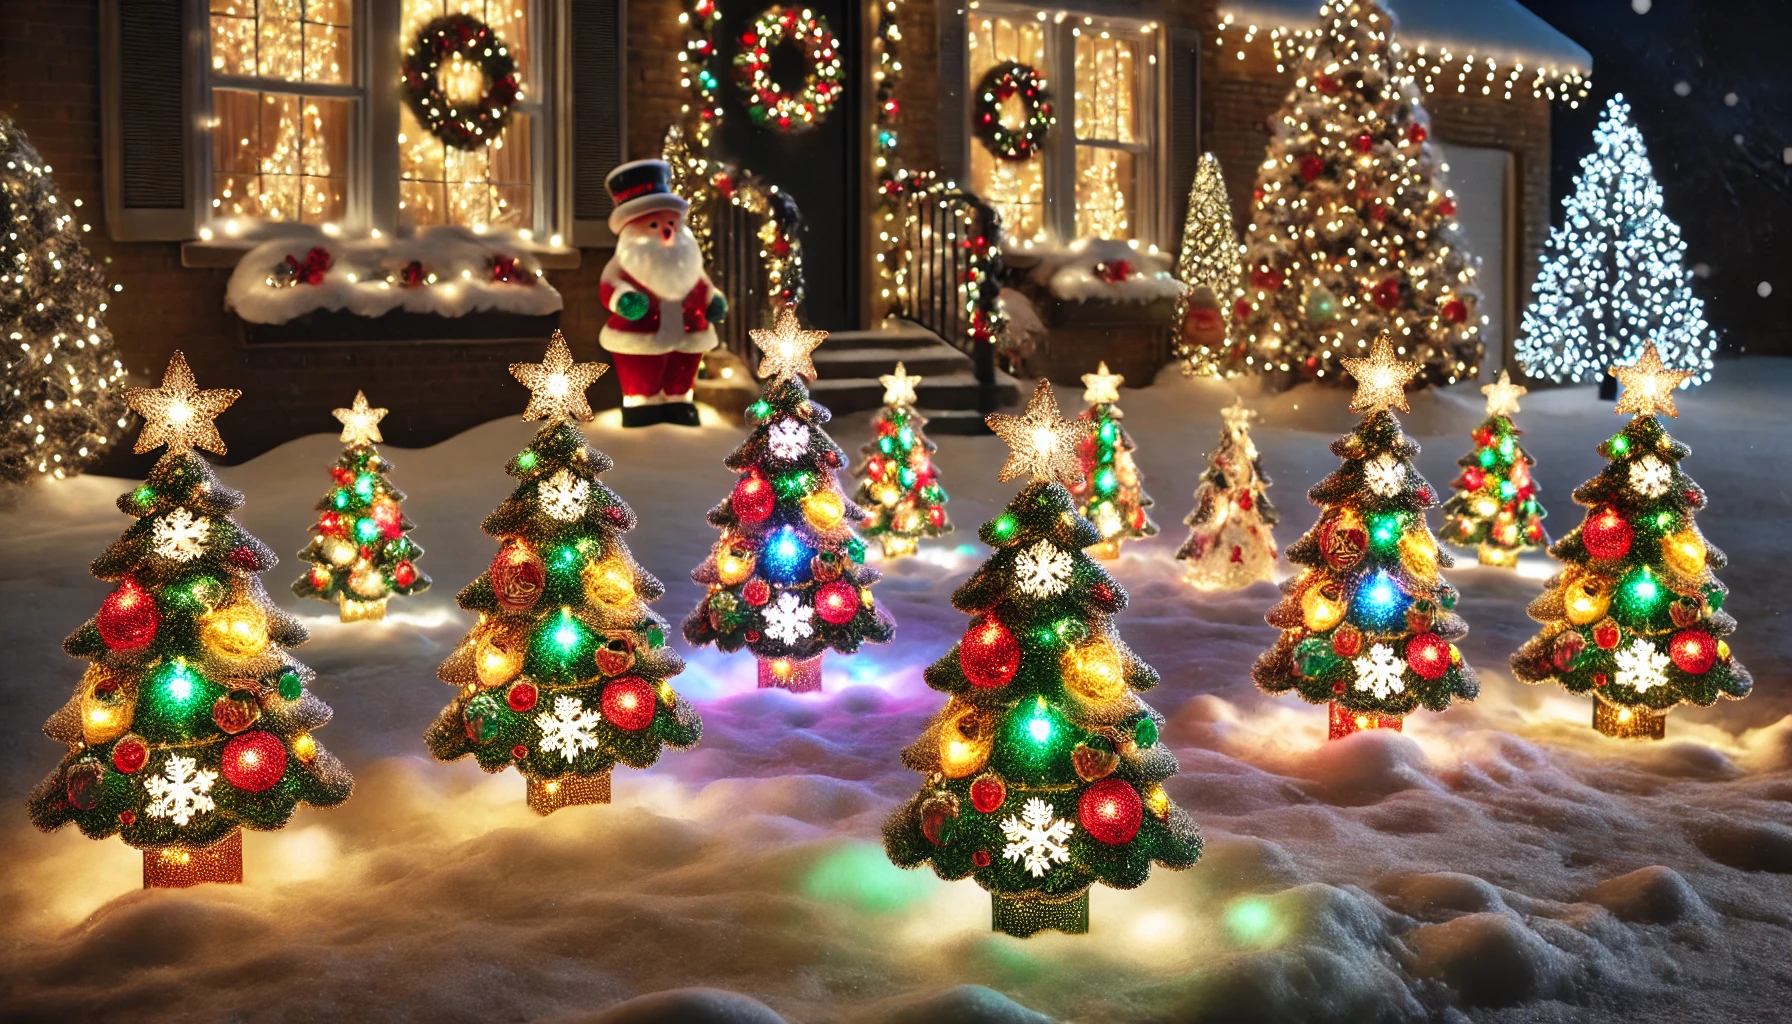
[401,14,520,150]
[973,62,1055,161]
[733,5,845,133]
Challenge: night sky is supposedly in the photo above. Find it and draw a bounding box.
[1515,0,1792,357]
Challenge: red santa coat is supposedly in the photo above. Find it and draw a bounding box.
[597,265,720,356]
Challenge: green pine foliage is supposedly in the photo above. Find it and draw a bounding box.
[854,403,951,556]
[292,442,430,617]
[1440,413,1548,565]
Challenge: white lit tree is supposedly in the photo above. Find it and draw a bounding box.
[1233,0,1483,391]
[1172,153,1244,376]
[1516,94,1716,396]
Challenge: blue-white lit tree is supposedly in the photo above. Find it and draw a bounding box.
[1517,95,1716,397]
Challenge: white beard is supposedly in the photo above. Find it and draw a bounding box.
[617,224,705,299]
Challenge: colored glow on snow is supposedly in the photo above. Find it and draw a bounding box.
[802,841,934,913]
[1225,897,1281,946]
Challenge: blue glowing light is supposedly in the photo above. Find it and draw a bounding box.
[354,518,379,543]
[762,526,812,583]
[1354,572,1406,628]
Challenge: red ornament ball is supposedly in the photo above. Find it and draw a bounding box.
[511,744,529,759]
[733,474,775,524]
[1406,633,1451,680]
[960,617,1021,688]
[972,849,992,868]
[602,676,657,731]
[1353,132,1374,153]
[1079,779,1143,845]
[98,579,159,651]
[1594,621,1622,650]
[1234,298,1254,321]
[112,735,149,774]
[491,543,547,612]
[1371,277,1402,310]
[1251,267,1285,291]
[222,731,288,792]
[1298,154,1326,182]
[1407,123,1428,143]
[1332,623,1363,658]
[1583,507,1633,560]
[1441,299,1468,324]
[969,774,1006,814]
[1669,630,1717,675]
[1436,197,1457,217]
[928,505,947,528]
[394,560,418,587]
[506,680,539,713]
[742,578,772,607]
[119,809,136,825]
[815,580,860,625]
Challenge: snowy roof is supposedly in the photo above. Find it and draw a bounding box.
[1223,0,1592,72]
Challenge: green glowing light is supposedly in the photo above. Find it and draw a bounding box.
[1478,448,1495,468]
[992,514,1016,541]
[332,490,349,510]
[878,436,894,455]
[1099,420,1117,444]
[1096,468,1118,494]
[1026,698,1053,746]
[899,467,916,488]
[1499,480,1516,499]
[555,545,581,567]
[164,664,195,703]
[898,426,914,447]
[132,486,154,505]
[1610,435,1629,455]
[554,614,580,651]
[517,451,538,470]
[1225,897,1280,946]
[354,518,379,543]
[748,400,772,420]
[801,841,935,913]
[774,471,814,499]
[354,473,375,498]
[1498,438,1514,459]
[1370,514,1400,548]
[1655,511,1673,529]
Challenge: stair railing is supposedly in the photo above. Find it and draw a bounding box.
[890,176,1008,413]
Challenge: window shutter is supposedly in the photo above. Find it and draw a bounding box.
[570,0,627,247]
[937,1,968,185]
[101,0,191,241]
[1168,27,1202,236]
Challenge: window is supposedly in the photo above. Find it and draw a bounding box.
[965,7,1160,247]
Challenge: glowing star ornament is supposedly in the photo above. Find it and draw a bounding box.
[332,390,388,445]
[879,362,921,407]
[124,351,240,456]
[1481,370,1527,418]
[1341,338,1422,415]
[510,331,609,423]
[750,306,826,381]
[1610,342,1694,418]
[988,380,1084,485]
[1081,361,1124,406]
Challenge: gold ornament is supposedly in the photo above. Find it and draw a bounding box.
[510,330,609,423]
[1063,639,1126,703]
[1564,572,1614,626]
[200,602,270,659]
[1481,370,1527,418]
[80,666,134,745]
[879,362,921,406]
[583,556,637,605]
[750,305,826,381]
[987,380,1084,485]
[1399,529,1439,582]
[124,351,240,456]
[1661,528,1707,578]
[1301,579,1348,632]
[1081,361,1124,405]
[802,490,846,532]
[1610,342,1694,418]
[712,542,756,586]
[1340,337,1421,415]
[1143,783,1171,819]
[325,537,357,566]
[348,561,388,599]
[291,731,318,763]
[333,390,387,445]
[937,705,995,779]
[474,625,527,687]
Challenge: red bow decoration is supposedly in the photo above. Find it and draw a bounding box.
[1094,259,1135,284]
[283,247,332,286]
[489,254,535,286]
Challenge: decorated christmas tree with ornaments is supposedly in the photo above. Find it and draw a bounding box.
[1233,0,1483,391]
[854,362,951,557]
[684,308,895,691]
[1173,152,1246,376]
[28,354,352,888]
[292,392,430,621]
[1440,371,1549,567]
[425,334,701,814]
[1176,398,1279,591]
[885,381,1202,938]
[1511,344,1749,740]
[1252,340,1479,738]
[1068,363,1157,559]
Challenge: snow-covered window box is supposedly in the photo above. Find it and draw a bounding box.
[1002,240,1183,386]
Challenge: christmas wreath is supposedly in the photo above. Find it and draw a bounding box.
[732,5,844,133]
[401,13,520,150]
[973,62,1055,161]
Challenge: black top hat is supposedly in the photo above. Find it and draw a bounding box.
[605,159,690,232]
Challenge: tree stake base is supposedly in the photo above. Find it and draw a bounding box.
[992,890,1090,937]
[758,654,824,692]
[879,536,919,558]
[1329,702,1404,740]
[1476,545,1519,568]
[340,597,388,622]
[143,830,243,888]
[526,771,612,815]
[1593,697,1666,740]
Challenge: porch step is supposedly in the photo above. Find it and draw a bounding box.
[809,370,1022,423]
[811,344,974,379]
[808,318,1020,431]
[820,322,950,351]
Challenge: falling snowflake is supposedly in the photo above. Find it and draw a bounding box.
[1000,797,1075,878]
[1014,539,1073,597]
[535,694,603,762]
[762,591,814,644]
[143,754,218,826]
[1363,454,1406,497]
[150,508,210,562]
[538,469,591,521]
[1352,643,1408,699]
[767,419,810,461]
[1614,639,1672,693]
[1628,455,1671,499]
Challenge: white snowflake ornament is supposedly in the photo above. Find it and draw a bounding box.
[1363,454,1407,497]
[1352,643,1408,699]
[151,508,210,562]
[1014,539,1073,598]
[768,419,811,461]
[1628,455,1671,499]
[144,754,218,826]
[538,469,591,522]
[1614,639,1672,694]
[763,591,815,644]
[535,694,603,762]
[1000,797,1075,877]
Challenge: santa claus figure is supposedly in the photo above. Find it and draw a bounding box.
[598,159,727,427]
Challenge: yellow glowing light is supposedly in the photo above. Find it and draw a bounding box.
[1064,639,1126,703]
[201,602,271,659]
[1300,580,1348,631]
[474,626,526,687]
[1564,573,1612,626]
[772,658,793,680]
[292,732,317,763]
[938,705,994,778]
[802,490,846,531]
[584,556,637,605]
[1662,528,1707,578]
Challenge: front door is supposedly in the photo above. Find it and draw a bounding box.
[715,0,861,330]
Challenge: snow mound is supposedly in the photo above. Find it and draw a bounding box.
[565,988,788,1024]
[1583,866,1710,925]
[1029,240,1186,303]
[1406,911,1574,1007]
[1282,728,1440,806]
[1692,822,1792,875]
[850,984,1054,1024]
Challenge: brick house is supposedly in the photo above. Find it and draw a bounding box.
[0,0,1586,466]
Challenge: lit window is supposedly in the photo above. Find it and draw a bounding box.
[967,15,1049,244]
[1073,32,1146,241]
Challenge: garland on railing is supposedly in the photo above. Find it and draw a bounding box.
[678,0,725,149]
[663,125,806,311]
[888,173,1008,352]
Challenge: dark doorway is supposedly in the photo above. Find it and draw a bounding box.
[716,0,862,330]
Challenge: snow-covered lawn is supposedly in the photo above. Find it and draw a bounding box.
[2,360,1788,1022]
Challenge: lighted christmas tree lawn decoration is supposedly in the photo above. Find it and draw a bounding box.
[425,333,701,814]
[1516,95,1716,399]
[1510,343,1749,740]
[1069,362,1157,559]
[292,392,431,621]
[1440,371,1548,568]
[1234,0,1483,391]
[1172,152,1245,376]
[854,362,951,557]
[1252,339,1479,739]
[684,307,895,691]
[884,380,1202,937]
[1176,398,1279,591]
[28,353,353,887]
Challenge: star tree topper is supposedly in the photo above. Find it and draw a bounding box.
[879,362,921,407]
[511,331,608,422]
[1611,342,1694,418]
[751,306,826,381]
[1341,338,1421,415]
[1081,361,1123,405]
[987,379,1084,485]
[1481,370,1527,418]
[1221,396,1257,434]
[124,351,240,456]
[333,390,388,445]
